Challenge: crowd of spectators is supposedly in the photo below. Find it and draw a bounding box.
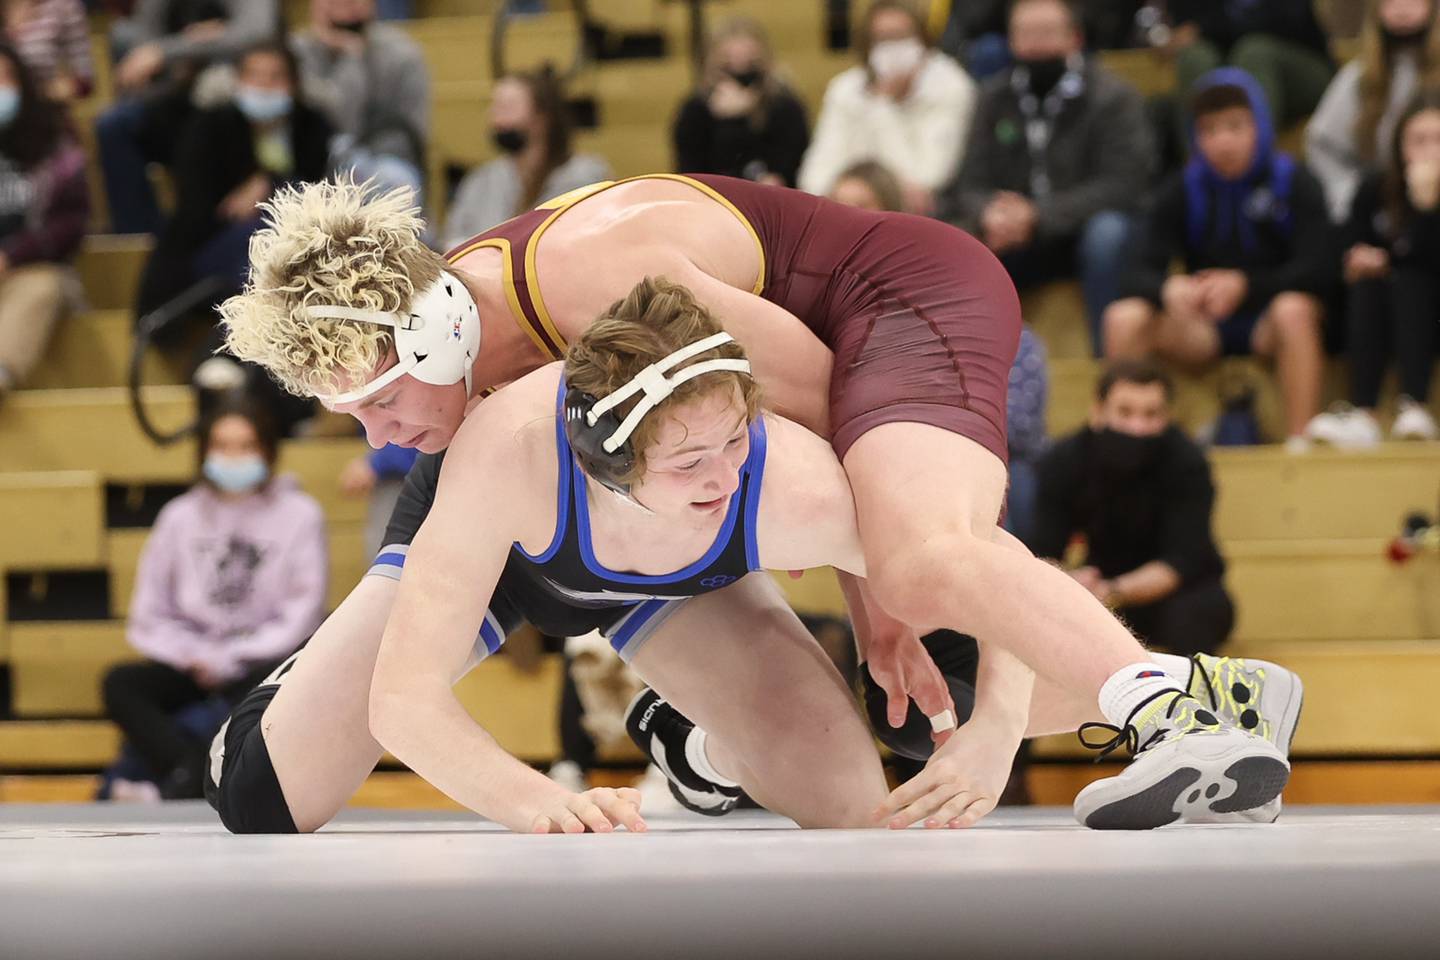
[7,0,1437,797]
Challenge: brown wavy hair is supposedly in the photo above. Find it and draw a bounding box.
[564,277,761,486]
[504,64,574,211]
[1355,0,1440,164]
[1383,87,1440,233]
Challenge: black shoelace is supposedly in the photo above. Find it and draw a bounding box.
[1076,689,1177,762]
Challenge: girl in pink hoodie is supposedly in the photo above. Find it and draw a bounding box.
[103,395,327,799]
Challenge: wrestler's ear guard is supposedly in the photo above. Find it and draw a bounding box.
[562,331,751,497]
[563,387,636,495]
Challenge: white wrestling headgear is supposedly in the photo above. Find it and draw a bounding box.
[305,272,481,404]
[587,332,752,453]
[563,331,752,496]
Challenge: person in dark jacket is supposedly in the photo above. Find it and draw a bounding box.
[0,41,87,398]
[1029,360,1233,656]
[936,0,1152,354]
[671,16,809,188]
[1170,0,1335,128]
[136,39,332,323]
[1103,68,1333,448]
[1307,88,1440,447]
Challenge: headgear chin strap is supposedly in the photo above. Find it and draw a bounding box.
[564,331,752,495]
[307,273,481,404]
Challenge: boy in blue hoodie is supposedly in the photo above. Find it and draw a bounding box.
[1103,68,1334,449]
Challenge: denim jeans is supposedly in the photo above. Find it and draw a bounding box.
[96,98,162,234]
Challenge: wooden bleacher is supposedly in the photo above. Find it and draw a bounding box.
[2,3,1437,805]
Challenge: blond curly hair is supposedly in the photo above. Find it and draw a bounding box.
[218,177,449,397]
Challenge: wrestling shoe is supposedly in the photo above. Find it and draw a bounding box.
[1188,653,1304,754]
[625,688,742,817]
[1073,690,1289,830]
[1182,653,1304,823]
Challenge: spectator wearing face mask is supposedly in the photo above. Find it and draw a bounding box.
[0,42,86,400]
[103,395,327,800]
[937,0,1151,355]
[441,67,611,249]
[1307,89,1440,447]
[1306,0,1440,223]
[134,40,332,322]
[672,16,809,187]
[1028,360,1233,657]
[797,0,976,214]
[97,0,281,234]
[291,0,429,198]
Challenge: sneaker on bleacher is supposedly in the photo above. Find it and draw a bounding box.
[1305,404,1381,449]
[1391,397,1439,442]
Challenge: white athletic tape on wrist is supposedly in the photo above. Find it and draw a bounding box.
[929,709,957,734]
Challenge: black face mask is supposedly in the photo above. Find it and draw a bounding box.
[333,18,370,33]
[1382,24,1427,47]
[1019,56,1067,96]
[728,67,765,88]
[493,128,528,154]
[1092,427,1165,477]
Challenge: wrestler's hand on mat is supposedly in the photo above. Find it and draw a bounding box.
[527,786,647,835]
[874,716,1020,830]
[865,627,956,748]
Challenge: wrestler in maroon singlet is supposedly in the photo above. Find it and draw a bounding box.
[445,173,1021,466]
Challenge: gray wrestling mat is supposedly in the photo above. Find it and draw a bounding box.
[2,803,1438,960]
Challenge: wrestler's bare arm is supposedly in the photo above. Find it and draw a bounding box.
[368,386,570,831]
[752,413,867,578]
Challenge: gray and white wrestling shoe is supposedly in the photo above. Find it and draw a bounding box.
[1073,689,1290,830]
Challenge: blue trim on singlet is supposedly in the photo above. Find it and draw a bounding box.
[573,417,766,586]
[476,609,504,656]
[513,378,573,564]
[741,417,767,572]
[607,598,671,653]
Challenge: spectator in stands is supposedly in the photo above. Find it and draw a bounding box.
[97,0,279,235]
[103,394,327,799]
[1029,360,1234,656]
[936,0,1010,79]
[828,158,904,212]
[1005,324,1048,542]
[0,42,87,399]
[797,0,975,213]
[1103,70,1332,450]
[1169,0,1335,130]
[1307,0,1440,222]
[135,40,331,320]
[672,16,809,188]
[4,0,93,102]
[1307,89,1440,446]
[292,0,428,199]
[937,0,1150,354]
[829,156,1049,534]
[442,68,611,248]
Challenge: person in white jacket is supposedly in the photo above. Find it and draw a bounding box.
[797,0,975,214]
[1304,0,1440,223]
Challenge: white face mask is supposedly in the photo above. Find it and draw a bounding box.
[868,37,925,80]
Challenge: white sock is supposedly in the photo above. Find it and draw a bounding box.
[1099,663,1185,728]
[1149,652,1195,690]
[685,727,739,789]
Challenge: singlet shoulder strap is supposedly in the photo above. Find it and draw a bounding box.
[515,376,573,562]
[740,416,768,572]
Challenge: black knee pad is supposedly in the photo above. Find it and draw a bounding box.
[205,683,299,834]
[862,631,981,761]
